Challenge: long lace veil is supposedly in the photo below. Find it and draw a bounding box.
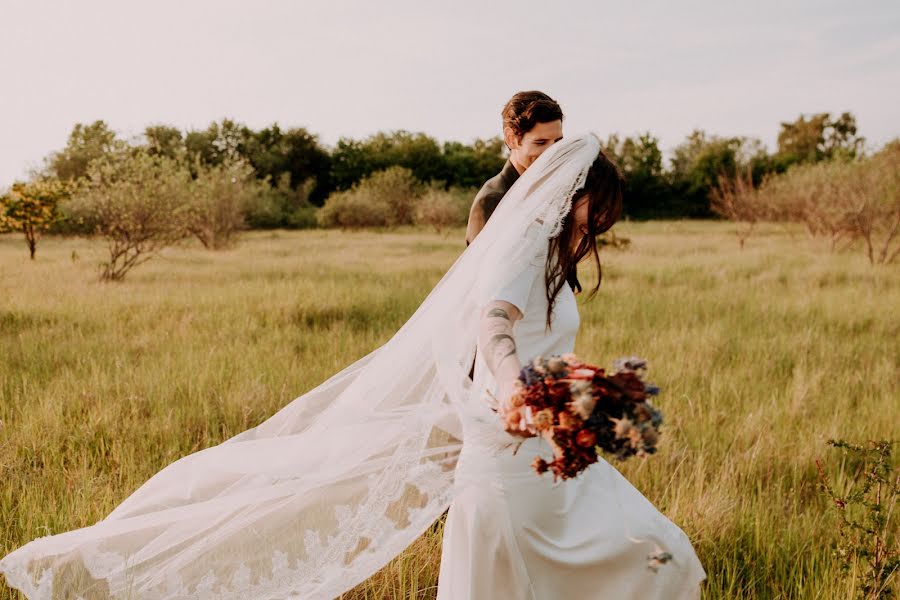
[0,134,602,599]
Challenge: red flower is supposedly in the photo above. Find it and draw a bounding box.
[576,430,597,448]
[557,411,581,431]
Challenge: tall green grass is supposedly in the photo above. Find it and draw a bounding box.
[1,222,897,599]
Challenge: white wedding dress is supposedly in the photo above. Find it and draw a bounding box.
[438,256,706,599]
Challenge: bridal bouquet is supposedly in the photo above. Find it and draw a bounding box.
[499,354,664,481]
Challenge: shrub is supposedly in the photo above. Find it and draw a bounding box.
[65,149,192,281]
[816,439,899,599]
[0,179,69,259]
[185,159,260,249]
[728,139,900,264]
[711,166,767,249]
[245,173,318,230]
[317,189,393,228]
[414,186,471,232]
[318,166,422,228]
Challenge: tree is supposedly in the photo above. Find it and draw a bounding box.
[184,158,262,249]
[65,149,192,281]
[329,131,444,191]
[47,121,119,181]
[669,130,747,218]
[184,119,251,170]
[439,138,506,189]
[144,125,185,161]
[755,139,900,264]
[244,172,318,229]
[0,179,69,259]
[603,133,669,219]
[775,112,865,170]
[242,125,332,205]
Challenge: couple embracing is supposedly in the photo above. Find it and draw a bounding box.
[1,92,706,599]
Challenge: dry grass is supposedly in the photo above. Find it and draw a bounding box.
[1,221,897,599]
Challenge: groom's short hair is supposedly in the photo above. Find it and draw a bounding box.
[502,91,564,139]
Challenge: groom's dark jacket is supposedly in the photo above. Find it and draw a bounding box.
[465,160,581,291]
[465,160,521,246]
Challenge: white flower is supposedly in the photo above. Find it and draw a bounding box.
[568,392,596,420]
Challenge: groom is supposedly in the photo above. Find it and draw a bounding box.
[465,90,565,246]
[465,91,575,381]
[465,91,579,294]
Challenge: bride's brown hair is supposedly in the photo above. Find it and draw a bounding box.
[543,148,625,328]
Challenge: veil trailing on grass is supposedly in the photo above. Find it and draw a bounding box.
[0,135,601,599]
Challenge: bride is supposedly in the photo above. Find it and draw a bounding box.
[0,133,705,599]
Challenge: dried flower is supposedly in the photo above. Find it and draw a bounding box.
[570,368,595,379]
[532,457,549,474]
[632,403,650,423]
[609,416,634,439]
[569,379,591,395]
[504,408,522,429]
[558,411,581,431]
[628,427,643,448]
[568,393,597,420]
[547,357,566,375]
[532,409,554,431]
[561,352,580,365]
[641,426,659,446]
[576,430,597,448]
[613,356,647,374]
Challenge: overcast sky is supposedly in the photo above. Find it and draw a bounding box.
[1,0,898,188]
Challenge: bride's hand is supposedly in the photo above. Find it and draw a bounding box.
[497,381,536,438]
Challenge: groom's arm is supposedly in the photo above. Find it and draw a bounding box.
[465,190,504,246]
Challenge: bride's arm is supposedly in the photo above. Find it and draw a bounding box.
[478,300,523,406]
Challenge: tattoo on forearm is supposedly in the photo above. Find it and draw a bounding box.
[487,308,510,320]
[486,333,517,372]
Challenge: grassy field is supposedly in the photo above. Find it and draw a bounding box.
[1,221,897,599]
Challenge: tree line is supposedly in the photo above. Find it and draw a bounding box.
[7,110,871,215]
[2,111,895,278]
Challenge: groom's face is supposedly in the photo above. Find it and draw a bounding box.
[507,120,564,171]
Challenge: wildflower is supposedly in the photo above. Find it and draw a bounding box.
[532,457,549,474]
